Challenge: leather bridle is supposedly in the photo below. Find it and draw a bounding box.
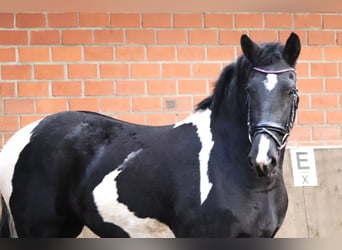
[247,67,299,150]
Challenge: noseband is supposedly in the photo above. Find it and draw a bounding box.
[247,67,299,150]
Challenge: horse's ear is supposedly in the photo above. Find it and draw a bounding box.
[240,34,260,64]
[283,32,301,66]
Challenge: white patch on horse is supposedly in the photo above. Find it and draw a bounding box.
[92,149,175,238]
[174,109,214,204]
[256,135,272,168]
[264,74,278,91]
[0,119,42,237]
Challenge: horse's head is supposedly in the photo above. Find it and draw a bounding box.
[241,33,301,177]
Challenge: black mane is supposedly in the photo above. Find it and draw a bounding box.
[196,42,286,116]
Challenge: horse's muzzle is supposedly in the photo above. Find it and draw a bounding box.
[248,133,279,177]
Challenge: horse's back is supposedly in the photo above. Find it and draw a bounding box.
[0,111,164,237]
[0,111,197,237]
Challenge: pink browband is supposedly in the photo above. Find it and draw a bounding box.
[253,67,296,74]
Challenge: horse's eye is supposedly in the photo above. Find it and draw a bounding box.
[289,72,295,81]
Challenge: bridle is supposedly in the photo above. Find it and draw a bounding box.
[247,67,299,150]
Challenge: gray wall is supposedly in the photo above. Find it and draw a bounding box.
[276,148,342,238]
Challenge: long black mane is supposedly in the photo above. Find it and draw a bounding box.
[196,42,287,118]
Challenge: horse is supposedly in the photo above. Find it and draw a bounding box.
[0,33,300,238]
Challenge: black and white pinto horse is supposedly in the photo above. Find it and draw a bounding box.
[0,33,300,238]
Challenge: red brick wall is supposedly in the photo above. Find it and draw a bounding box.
[1,12,342,149]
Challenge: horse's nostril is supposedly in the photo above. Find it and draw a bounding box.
[270,156,277,168]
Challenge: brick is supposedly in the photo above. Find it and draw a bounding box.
[193,63,221,78]
[279,31,307,46]
[132,96,161,112]
[327,110,342,124]
[48,13,78,27]
[235,14,263,28]
[205,13,233,28]
[294,14,321,28]
[207,47,235,61]
[2,65,32,80]
[31,30,60,45]
[101,97,131,113]
[79,13,110,27]
[85,80,114,96]
[16,13,46,28]
[177,46,205,61]
[84,47,114,61]
[52,81,82,96]
[4,133,16,145]
[0,116,18,131]
[323,15,342,29]
[111,13,141,28]
[308,31,336,45]
[311,94,338,109]
[126,30,155,44]
[297,110,325,124]
[69,98,99,112]
[19,47,50,62]
[68,64,97,79]
[131,63,160,78]
[142,13,171,28]
[162,63,190,78]
[289,126,311,141]
[94,30,124,44]
[100,64,129,78]
[249,30,278,43]
[0,48,16,62]
[20,116,45,127]
[297,94,310,109]
[147,80,177,95]
[177,112,192,122]
[147,46,175,61]
[0,30,28,45]
[62,30,93,45]
[52,47,83,62]
[312,126,340,140]
[188,30,218,44]
[338,32,342,45]
[148,113,177,126]
[36,98,67,114]
[157,30,187,44]
[18,81,49,97]
[325,46,342,61]
[311,62,338,77]
[0,13,14,28]
[4,99,34,114]
[297,78,324,93]
[299,46,323,61]
[326,78,342,92]
[163,96,192,111]
[219,30,246,45]
[264,14,293,28]
[296,62,309,77]
[179,80,207,94]
[194,95,210,106]
[0,82,15,97]
[116,80,145,95]
[116,113,146,125]
[35,64,64,80]
[174,14,203,28]
[116,46,145,61]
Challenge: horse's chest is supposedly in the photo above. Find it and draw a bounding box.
[200,191,285,237]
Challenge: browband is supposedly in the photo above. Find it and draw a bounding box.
[253,67,296,74]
